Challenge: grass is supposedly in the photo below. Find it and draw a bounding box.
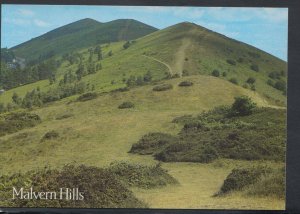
[0,75,285,209]
[132,161,285,209]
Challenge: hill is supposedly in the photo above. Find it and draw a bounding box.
[11,18,158,62]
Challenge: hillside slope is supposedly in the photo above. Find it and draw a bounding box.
[11,18,158,62]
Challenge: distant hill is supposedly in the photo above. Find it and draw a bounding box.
[11,18,158,62]
[2,21,287,106]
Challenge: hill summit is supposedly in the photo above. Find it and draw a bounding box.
[11,18,158,62]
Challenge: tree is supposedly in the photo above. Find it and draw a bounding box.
[12,92,21,106]
[231,96,256,116]
[94,45,103,60]
[76,63,85,80]
[49,74,56,85]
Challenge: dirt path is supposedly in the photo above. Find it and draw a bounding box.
[173,38,192,76]
[142,55,174,75]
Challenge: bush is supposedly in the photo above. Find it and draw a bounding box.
[246,77,256,84]
[118,101,135,109]
[0,112,41,137]
[216,167,269,195]
[237,58,244,63]
[226,59,236,66]
[77,92,98,102]
[267,79,274,87]
[178,81,193,87]
[212,70,220,77]
[112,87,130,92]
[268,71,282,80]
[229,78,238,85]
[41,130,59,141]
[108,161,178,189]
[153,84,173,92]
[274,80,286,92]
[222,72,227,77]
[246,167,285,199]
[0,164,146,208]
[129,132,177,155]
[56,113,74,120]
[250,64,259,72]
[231,96,257,116]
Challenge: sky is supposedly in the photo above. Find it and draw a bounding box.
[1,5,288,61]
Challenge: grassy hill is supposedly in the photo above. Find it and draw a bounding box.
[11,18,158,62]
[0,20,286,209]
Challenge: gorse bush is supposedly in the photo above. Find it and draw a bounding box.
[0,112,41,137]
[178,81,193,87]
[129,132,178,155]
[229,78,238,85]
[226,59,236,66]
[0,164,146,208]
[211,70,220,77]
[130,102,286,163]
[41,130,60,142]
[231,96,257,116]
[76,92,98,102]
[108,161,178,189]
[118,101,135,109]
[152,84,173,92]
[216,167,270,196]
[246,77,256,84]
[250,64,259,72]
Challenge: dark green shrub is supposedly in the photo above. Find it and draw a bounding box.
[212,70,220,77]
[242,83,249,89]
[222,72,227,77]
[237,58,244,63]
[77,92,98,102]
[118,101,135,109]
[41,130,59,141]
[274,80,286,92]
[246,167,285,199]
[0,164,146,208]
[226,59,236,66]
[0,112,41,137]
[250,64,259,72]
[231,96,257,116]
[112,87,130,92]
[246,77,256,84]
[182,70,190,76]
[108,161,178,189]
[178,81,193,87]
[129,132,177,155]
[216,167,269,195]
[153,84,173,92]
[172,115,195,124]
[56,113,74,120]
[229,78,238,85]
[267,79,274,87]
[268,71,281,80]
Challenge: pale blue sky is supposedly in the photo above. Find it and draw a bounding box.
[1,5,288,61]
